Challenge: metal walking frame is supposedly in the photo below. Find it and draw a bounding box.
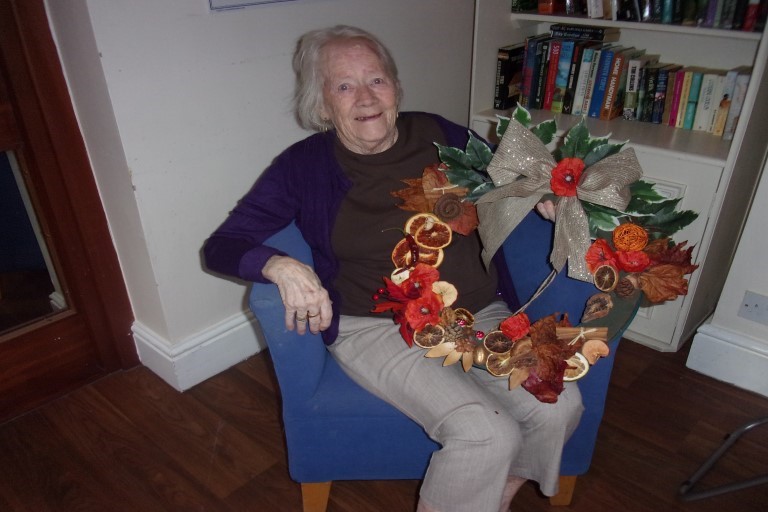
[679,416,768,501]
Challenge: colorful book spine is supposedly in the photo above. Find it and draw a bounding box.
[534,39,552,109]
[639,64,660,122]
[549,24,621,41]
[661,67,680,125]
[710,67,740,136]
[683,69,705,130]
[675,68,695,128]
[588,46,620,118]
[562,42,585,114]
[723,69,751,140]
[652,65,680,124]
[521,35,547,108]
[542,40,562,111]
[581,45,606,116]
[494,43,526,110]
[572,46,597,115]
[551,40,575,113]
[623,57,643,120]
[693,71,720,131]
[667,68,686,126]
[742,0,761,30]
[601,49,640,120]
[635,67,649,122]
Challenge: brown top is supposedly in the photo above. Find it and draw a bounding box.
[332,114,499,316]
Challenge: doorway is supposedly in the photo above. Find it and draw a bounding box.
[0,0,137,422]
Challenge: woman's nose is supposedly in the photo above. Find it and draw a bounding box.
[356,85,375,103]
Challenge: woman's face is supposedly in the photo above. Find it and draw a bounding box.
[320,40,399,154]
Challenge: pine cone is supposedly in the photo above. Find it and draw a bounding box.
[615,276,637,298]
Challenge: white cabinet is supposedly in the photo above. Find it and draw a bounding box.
[471,0,768,351]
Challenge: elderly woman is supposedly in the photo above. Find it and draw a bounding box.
[203,25,580,512]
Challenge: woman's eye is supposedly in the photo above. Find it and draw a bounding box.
[372,78,384,85]
[338,83,350,92]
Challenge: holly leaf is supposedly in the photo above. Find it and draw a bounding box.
[510,105,532,128]
[629,180,666,203]
[496,115,512,138]
[582,201,623,235]
[531,119,557,145]
[560,118,590,159]
[465,131,494,170]
[435,143,474,171]
[583,140,625,167]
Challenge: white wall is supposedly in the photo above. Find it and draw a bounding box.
[45,0,475,389]
[687,157,768,397]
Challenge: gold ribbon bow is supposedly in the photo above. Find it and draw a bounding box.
[476,120,643,282]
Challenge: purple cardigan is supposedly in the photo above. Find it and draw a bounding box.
[203,112,517,344]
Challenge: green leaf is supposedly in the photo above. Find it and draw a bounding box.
[511,105,532,127]
[465,182,496,202]
[531,119,557,145]
[434,143,474,171]
[629,180,666,203]
[465,132,494,171]
[496,116,511,139]
[638,209,699,237]
[582,201,624,235]
[560,118,590,158]
[626,197,682,216]
[583,141,625,167]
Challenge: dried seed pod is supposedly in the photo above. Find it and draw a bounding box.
[615,276,637,298]
[582,293,614,323]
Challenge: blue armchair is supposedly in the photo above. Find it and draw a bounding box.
[249,212,636,511]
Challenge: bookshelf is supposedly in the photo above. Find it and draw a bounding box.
[471,0,768,351]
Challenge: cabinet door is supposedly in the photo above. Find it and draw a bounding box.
[623,149,722,351]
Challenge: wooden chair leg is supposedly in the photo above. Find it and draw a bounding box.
[301,481,332,512]
[549,475,577,506]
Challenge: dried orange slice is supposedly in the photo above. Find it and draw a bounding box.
[486,353,515,376]
[483,330,514,354]
[405,212,441,237]
[581,339,610,364]
[563,352,589,381]
[613,223,649,251]
[391,239,444,268]
[413,324,446,348]
[414,219,452,250]
[593,264,619,292]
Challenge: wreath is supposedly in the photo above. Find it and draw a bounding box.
[372,106,699,403]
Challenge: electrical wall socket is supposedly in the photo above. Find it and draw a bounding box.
[737,291,768,326]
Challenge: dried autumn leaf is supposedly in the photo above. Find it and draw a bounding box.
[422,164,469,206]
[391,178,430,212]
[638,264,689,303]
[444,201,479,236]
[644,238,699,274]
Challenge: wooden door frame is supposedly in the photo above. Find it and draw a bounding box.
[0,0,137,404]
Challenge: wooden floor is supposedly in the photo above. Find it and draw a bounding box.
[1,339,767,511]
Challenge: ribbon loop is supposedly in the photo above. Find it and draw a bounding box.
[476,119,643,281]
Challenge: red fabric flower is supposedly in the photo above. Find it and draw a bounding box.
[617,250,651,273]
[404,292,443,331]
[550,158,585,197]
[500,313,531,341]
[585,239,617,274]
[400,263,440,298]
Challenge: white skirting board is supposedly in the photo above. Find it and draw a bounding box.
[687,321,768,398]
[132,310,265,391]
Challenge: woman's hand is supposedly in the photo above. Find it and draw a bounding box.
[536,200,556,221]
[262,255,333,335]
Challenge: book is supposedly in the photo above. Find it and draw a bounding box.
[562,41,586,114]
[511,0,538,10]
[723,67,751,140]
[682,0,700,23]
[720,0,739,27]
[651,64,681,124]
[674,66,700,128]
[522,35,550,108]
[600,47,645,120]
[622,53,659,120]
[534,39,553,109]
[665,67,684,126]
[683,68,705,129]
[705,74,727,132]
[588,45,624,118]
[542,39,562,110]
[732,0,750,28]
[662,0,675,21]
[710,66,741,136]
[588,0,606,17]
[581,44,612,115]
[692,70,724,131]
[639,62,663,122]
[572,44,599,115]
[742,0,761,30]
[494,43,526,110]
[549,23,621,41]
[661,66,680,125]
[551,40,575,113]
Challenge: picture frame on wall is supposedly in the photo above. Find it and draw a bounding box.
[210,0,297,10]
